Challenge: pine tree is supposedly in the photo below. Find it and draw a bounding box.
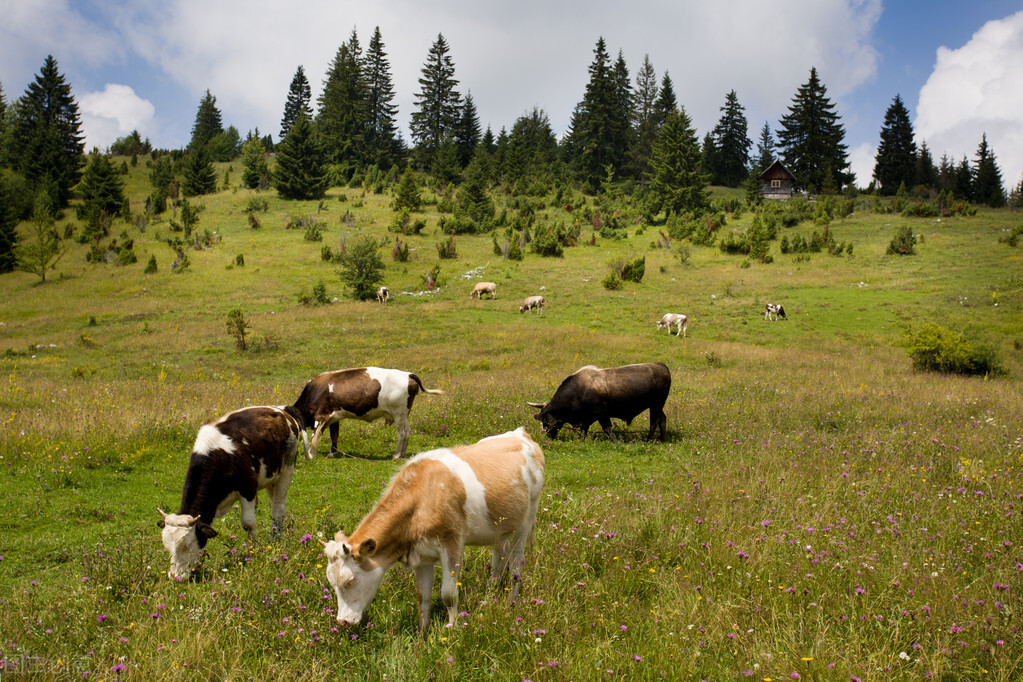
[937,153,954,192]
[973,133,1006,207]
[755,122,774,173]
[8,56,85,208]
[650,106,708,217]
[653,73,677,128]
[190,90,224,151]
[410,33,462,167]
[506,108,559,186]
[0,172,19,273]
[280,66,312,141]
[272,111,328,200]
[777,67,850,192]
[16,192,65,283]
[915,140,938,190]
[363,27,400,169]
[701,133,717,179]
[953,155,974,202]
[456,155,495,226]
[181,144,217,196]
[431,136,461,185]
[630,55,660,184]
[77,154,127,230]
[391,164,423,212]
[317,30,367,176]
[454,93,481,168]
[711,90,751,187]
[872,94,916,195]
[240,135,269,189]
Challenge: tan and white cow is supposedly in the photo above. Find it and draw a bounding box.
[519,295,545,315]
[656,312,688,337]
[376,286,389,304]
[322,427,545,633]
[470,282,497,299]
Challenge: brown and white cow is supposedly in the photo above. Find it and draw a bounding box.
[291,367,443,459]
[656,313,688,337]
[470,282,497,299]
[376,286,389,304]
[157,405,308,579]
[322,427,545,633]
[765,303,787,321]
[519,295,545,315]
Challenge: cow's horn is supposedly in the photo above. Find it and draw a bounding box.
[186,515,200,527]
[158,508,168,519]
[526,401,547,409]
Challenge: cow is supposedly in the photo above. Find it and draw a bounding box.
[376,286,389,304]
[322,427,545,633]
[765,303,787,321]
[656,313,687,337]
[291,367,443,459]
[157,405,308,579]
[470,282,497,299]
[520,295,545,315]
[527,362,670,441]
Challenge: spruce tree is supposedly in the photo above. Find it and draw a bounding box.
[410,33,462,167]
[77,154,127,230]
[317,30,367,175]
[272,111,328,200]
[650,106,708,217]
[872,94,916,195]
[566,37,628,192]
[240,135,269,189]
[8,56,85,208]
[16,192,65,283]
[454,93,481,168]
[973,133,1006,207]
[280,65,312,141]
[630,55,660,184]
[190,90,224,150]
[755,122,775,173]
[506,108,559,186]
[363,27,400,169]
[653,73,677,128]
[711,90,751,187]
[181,144,217,196]
[953,156,974,202]
[0,173,19,273]
[915,141,938,190]
[777,67,850,192]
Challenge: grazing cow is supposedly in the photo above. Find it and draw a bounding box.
[656,313,688,337]
[470,282,497,299]
[322,428,545,633]
[291,367,443,459]
[157,406,308,579]
[519,295,545,315]
[765,303,787,321]
[527,362,670,441]
[376,286,389,304]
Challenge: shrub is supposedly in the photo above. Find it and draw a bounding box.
[234,254,244,267]
[143,254,157,274]
[392,237,410,262]
[531,226,564,257]
[609,256,645,283]
[907,322,1002,376]
[902,202,939,218]
[226,309,249,351]
[336,235,385,300]
[303,222,323,242]
[436,236,458,259]
[887,226,917,255]
[602,271,623,290]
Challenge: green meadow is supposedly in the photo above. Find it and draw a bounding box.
[1,161,1022,680]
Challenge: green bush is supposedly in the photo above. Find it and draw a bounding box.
[602,271,623,290]
[907,322,1002,376]
[336,235,385,300]
[436,236,458,259]
[887,226,917,255]
[531,225,564,257]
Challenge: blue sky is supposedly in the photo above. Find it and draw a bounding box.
[2,0,1021,188]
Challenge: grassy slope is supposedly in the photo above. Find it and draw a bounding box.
[1,160,1022,680]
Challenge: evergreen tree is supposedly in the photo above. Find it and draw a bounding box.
[391,164,422,212]
[206,125,240,162]
[190,90,224,150]
[701,132,717,179]
[77,154,127,229]
[363,27,400,169]
[240,135,269,189]
[755,121,775,173]
[336,234,385,300]
[456,155,495,226]
[181,144,217,196]
[431,136,461,185]
[872,94,916,195]
[410,33,462,167]
[776,67,850,192]
[0,172,19,273]
[317,30,367,176]
[650,106,708,217]
[953,155,974,202]
[8,56,85,207]
[630,54,660,184]
[610,50,633,174]
[506,108,560,186]
[272,111,328,200]
[973,133,1006,207]
[454,92,481,168]
[937,153,954,192]
[915,140,938,190]
[653,73,677,128]
[16,192,64,283]
[710,90,751,187]
[280,65,312,141]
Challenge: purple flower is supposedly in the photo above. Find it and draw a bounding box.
[633,655,643,662]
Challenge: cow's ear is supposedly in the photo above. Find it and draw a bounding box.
[360,538,378,557]
[334,530,349,544]
[196,522,218,540]
[157,519,166,529]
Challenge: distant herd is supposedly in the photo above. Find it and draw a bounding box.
[157,283,790,632]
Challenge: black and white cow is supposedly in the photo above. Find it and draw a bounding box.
[765,303,787,321]
[656,313,688,337]
[376,286,390,304]
[291,367,443,459]
[157,405,308,579]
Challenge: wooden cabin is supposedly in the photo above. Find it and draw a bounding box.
[760,160,796,200]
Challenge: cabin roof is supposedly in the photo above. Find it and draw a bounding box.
[760,160,795,182]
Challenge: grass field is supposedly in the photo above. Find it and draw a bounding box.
[1,161,1022,680]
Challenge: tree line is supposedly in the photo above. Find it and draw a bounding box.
[0,33,1017,277]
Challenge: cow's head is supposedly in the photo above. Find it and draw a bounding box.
[157,508,217,579]
[323,532,386,627]
[527,402,563,438]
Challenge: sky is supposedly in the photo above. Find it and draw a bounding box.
[2,0,1022,190]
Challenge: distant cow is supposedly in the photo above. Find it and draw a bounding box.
[376,286,389,304]
[656,313,687,337]
[765,303,787,321]
[470,282,497,299]
[528,362,670,441]
[158,406,308,579]
[323,428,545,633]
[291,367,443,459]
[520,295,545,315]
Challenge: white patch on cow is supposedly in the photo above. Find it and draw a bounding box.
[328,383,334,393]
[415,447,491,536]
[192,424,236,457]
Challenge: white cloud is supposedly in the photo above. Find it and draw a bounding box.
[916,10,1023,188]
[848,142,877,189]
[79,84,157,150]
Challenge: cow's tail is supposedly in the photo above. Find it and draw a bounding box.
[410,373,444,395]
[299,428,312,461]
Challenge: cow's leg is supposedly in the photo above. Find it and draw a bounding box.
[393,413,412,459]
[598,418,615,440]
[507,530,529,602]
[414,562,435,634]
[329,422,340,456]
[239,497,258,542]
[438,545,463,627]
[491,535,513,580]
[268,466,295,534]
[648,408,667,441]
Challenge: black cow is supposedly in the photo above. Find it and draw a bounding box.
[527,362,671,440]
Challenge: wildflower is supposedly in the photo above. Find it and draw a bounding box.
[633,655,643,662]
